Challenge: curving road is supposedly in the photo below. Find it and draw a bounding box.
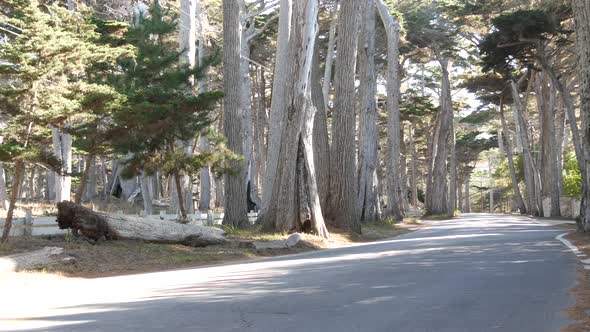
[0,214,579,332]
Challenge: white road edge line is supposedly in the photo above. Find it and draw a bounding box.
[556,232,586,258]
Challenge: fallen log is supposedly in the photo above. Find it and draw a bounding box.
[57,202,225,247]
[0,247,75,272]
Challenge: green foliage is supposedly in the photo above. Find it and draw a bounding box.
[0,0,120,171]
[108,1,235,181]
[564,153,582,198]
[479,9,570,73]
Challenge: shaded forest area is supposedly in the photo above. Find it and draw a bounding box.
[1,0,590,244]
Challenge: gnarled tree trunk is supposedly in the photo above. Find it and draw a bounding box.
[260,0,328,239]
[376,0,404,220]
[57,202,225,246]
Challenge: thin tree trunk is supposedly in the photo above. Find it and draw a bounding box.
[448,119,457,217]
[75,155,95,204]
[197,0,212,212]
[222,0,249,227]
[409,124,418,208]
[52,128,72,203]
[499,97,527,214]
[322,1,338,109]
[511,77,542,216]
[1,160,24,243]
[139,172,153,215]
[465,177,471,213]
[329,0,361,232]
[0,162,8,210]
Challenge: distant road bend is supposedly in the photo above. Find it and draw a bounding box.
[0,213,578,332]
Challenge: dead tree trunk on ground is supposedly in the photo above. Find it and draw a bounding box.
[57,202,225,246]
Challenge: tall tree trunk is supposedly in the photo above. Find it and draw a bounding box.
[84,157,96,202]
[311,38,331,212]
[1,160,24,243]
[0,161,8,210]
[400,125,410,212]
[52,128,72,203]
[197,0,212,212]
[262,0,292,218]
[254,66,268,202]
[357,0,380,222]
[376,0,404,220]
[511,77,542,216]
[260,0,329,239]
[322,1,338,109]
[537,45,586,220]
[448,119,457,217]
[499,97,527,214]
[465,177,471,213]
[222,0,248,227]
[75,155,95,204]
[139,172,154,215]
[566,0,590,231]
[488,154,494,213]
[329,0,361,232]
[426,53,452,215]
[174,0,198,216]
[572,0,590,231]
[409,124,418,208]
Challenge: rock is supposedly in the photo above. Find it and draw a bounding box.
[253,233,304,250]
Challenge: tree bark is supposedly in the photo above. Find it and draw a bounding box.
[499,97,527,214]
[311,38,331,212]
[329,0,361,232]
[52,128,72,203]
[465,177,471,213]
[75,155,95,204]
[222,0,249,227]
[260,0,329,239]
[139,172,153,215]
[511,77,542,216]
[426,54,452,215]
[262,0,292,217]
[448,119,457,217]
[357,0,380,222]
[573,0,590,230]
[57,202,225,246]
[322,1,338,109]
[376,0,404,220]
[1,160,24,243]
[0,162,8,210]
[197,0,212,212]
[409,124,418,208]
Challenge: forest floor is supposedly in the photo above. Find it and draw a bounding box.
[0,219,424,278]
[563,229,590,332]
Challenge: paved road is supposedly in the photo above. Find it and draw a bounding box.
[0,214,579,332]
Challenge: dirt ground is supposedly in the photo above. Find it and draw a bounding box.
[0,220,421,278]
[563,229,590,332]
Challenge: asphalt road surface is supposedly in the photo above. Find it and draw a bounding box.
[0,214,578,332]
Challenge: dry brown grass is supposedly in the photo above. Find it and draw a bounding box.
[563,231,590,332]
[0,219,421,278]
